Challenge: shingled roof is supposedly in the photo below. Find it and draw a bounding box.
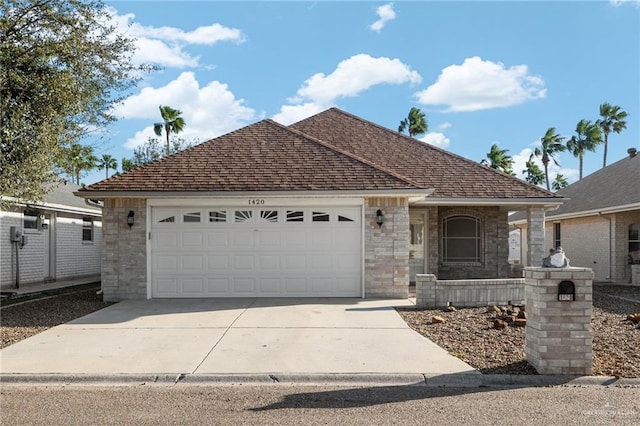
[81,119,424,193]
[79,107,563,201]
[290,108,558,199]
[511,151,639,223]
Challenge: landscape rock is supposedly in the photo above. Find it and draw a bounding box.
[431,315,445,324]
[517,311,527,320]
[445,306,456,312]
[513,318,527,327]
[493,319,507,329]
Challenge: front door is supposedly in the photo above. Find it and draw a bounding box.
[409,211,427,283]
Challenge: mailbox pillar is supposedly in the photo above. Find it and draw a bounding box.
[524,267,594,375]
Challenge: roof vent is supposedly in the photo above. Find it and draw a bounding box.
[628,147,637,158]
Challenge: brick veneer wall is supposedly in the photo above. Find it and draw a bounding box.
[364,197,409,298]
[101,198,147,301]
[415,274,525,308]
[524,267,593,375]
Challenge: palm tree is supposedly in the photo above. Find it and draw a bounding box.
[533,127,566,191]
[552,173,569,191]
[154,105,186,156]
[57,142,97,185]
[566,119,602,180]
[523,156,545,185]
[484,144,515,175]
[398,107,427,138]
[98,154,118,179]
[596,102,628,168]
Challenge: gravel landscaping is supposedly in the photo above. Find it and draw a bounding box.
[397,284,640,378]
[0,286,112,349]
[1,283,638,378]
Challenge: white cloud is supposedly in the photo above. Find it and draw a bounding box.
[415,56,546,112]
[107,7,245,68]
[274,54,421,124]
[436,121,452,131]
[610,0,640,7]
[419,132,450,149]
[369,3,396,33]
[112,72,256,149]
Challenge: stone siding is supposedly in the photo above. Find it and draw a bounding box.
[101,199,147,301]
[364,197,409,298]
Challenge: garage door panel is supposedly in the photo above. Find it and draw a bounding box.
[208,278,230,294]
[259,278,281,293]
[152,206,362,298]
[258,231,281,249]
[233,278,256,293]
[259,255,281,271]
[155,232,178,249]
[207,232,229,248]
[284,255,306,270]
[154,255,178,272]
[181,232,204,249]
[182,255,204,272]
[308,231,332,249]
[233,231,255,248]
[234,255,255,270]
[182,278,205,294]
[208,255,229,271]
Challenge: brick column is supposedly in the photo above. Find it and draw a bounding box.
[415,274,436,308]
[526,207,545,267]
[524,267,593,375]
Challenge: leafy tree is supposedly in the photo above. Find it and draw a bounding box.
[121,158,135,173]
[552,173,569,191]
[0,0,147,207]
[122,137,194,170]
[596,102,628,167]
[523,156,545,186]
[398,107,428,138]
[566,119,602,180]
[98,154,118,179]
[154,105,186,156]
[483,144,515,175]
[533,127,566,191]
[56,142,98,185]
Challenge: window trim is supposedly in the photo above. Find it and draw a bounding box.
[82,216,94,242]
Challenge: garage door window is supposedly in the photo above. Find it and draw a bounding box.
[159,215,175,223]
[312,211,330,222]
[338,215,354,222]
[260,210,278,223]
[209,211,227,223]
[183,212,201,223]
[286,210,304,222]
[235,210,253,223]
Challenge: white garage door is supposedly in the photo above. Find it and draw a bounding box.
[150,206,362,297]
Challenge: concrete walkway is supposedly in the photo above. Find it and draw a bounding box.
[0,298,478,384]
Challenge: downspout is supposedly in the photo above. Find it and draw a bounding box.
[598,212,612,281]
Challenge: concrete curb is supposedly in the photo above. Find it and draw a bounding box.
[2,373,639,388]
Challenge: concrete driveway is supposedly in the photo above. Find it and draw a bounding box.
[0,298,476,381]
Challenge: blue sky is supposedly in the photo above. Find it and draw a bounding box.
[86,0,639,186]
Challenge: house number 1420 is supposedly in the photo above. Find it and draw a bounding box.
[248,199,265,205]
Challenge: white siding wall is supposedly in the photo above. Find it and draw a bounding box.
[1,209,102,288]
[0,210,22,287]
[55,215,102,280]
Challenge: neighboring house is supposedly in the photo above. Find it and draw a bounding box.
[508,227,521,264]
[510,148,640,283]
[1,183,102,289]
[76,108,563,301]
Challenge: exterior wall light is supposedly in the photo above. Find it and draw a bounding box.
[127,210,135,229]
[376,209,384,227]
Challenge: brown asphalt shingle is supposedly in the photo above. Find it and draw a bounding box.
[82,119,422,193]
[290,108,559,199]
[81,107,562,200]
